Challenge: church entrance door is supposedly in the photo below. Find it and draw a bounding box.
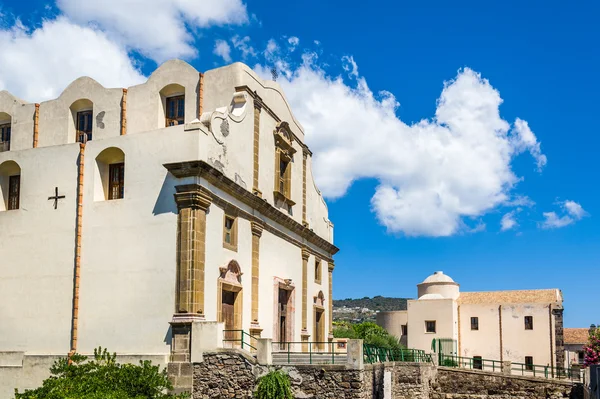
[277,289,289,350]
[314,308,325,351]
[222,290,236,346]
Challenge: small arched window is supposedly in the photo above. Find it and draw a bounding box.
[160,84,185,127]
[95,147,125,201]
[70,99,94,143]
[0,112,12,152]
[0,160,21,211]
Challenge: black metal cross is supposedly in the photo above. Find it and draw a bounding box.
[48,187,65,209]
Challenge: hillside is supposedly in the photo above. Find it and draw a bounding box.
[332,296,411,323]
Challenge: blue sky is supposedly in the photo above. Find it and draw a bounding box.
[0,0,597,327]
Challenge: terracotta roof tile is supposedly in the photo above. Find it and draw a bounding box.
[564,328,589,344]
[457,289,561,305]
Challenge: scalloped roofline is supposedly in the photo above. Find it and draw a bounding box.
[0,90,27,105]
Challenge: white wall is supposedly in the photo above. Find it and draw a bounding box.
[459,304,501,360]
[407,298,457,353]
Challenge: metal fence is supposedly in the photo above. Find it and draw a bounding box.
[363,344,433,364]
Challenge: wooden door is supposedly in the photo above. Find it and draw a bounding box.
[222,290,236,344]
[314,310,324,351]
[278,289,288,349]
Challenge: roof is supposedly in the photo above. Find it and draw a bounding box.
[457,289,561,305]
[564,328,589,344]
[421,271,456,284]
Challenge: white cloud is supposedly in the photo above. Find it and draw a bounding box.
[231,35,257,59]
[541,200,588,229]
[500,211,519,231]
[0,17,145,102]
[288,36,299,51]
[213,39,232,63]
[255,49,547,237]
[56,0,248,62]
[265,38,279,58]
[504,195,535,207]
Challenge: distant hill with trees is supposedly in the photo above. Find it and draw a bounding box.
[333,296,411,323]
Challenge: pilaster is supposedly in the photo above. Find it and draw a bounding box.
[328,262,335,340]
[302,150,308,226]
[301,248,310,351]
[252,94,263,197]
[250,221,264,335]
[120,88,127,135]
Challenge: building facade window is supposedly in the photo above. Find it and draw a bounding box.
[471,317,479,330]
[314,259,322,284]
[401,324,408,336]
[473,356,483,370]
[77,110,93,142]
[425,320,436,333]
[108,163,125,200]
[166,95,185,126]
[525,356,534,371]
[578,352,584,364]
[223,215,238,251]
[8,175,20,210]
[524,316,533,330]
[273,122,296,211]
[0,123,11,152]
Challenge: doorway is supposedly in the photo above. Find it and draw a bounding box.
[278,289,289,350]
[221,290,237,346]
[314,308,325,350]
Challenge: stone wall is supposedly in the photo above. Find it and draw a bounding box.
[433,367,579,399]
[189,351,581,399]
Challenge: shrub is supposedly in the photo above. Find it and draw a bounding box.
[441,358,459,367]
[584,326,600,367]
[255,370,293,399]
[14,347,189,399]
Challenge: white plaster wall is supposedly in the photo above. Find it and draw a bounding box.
[407,298,457,353]
[305,155,332,241]
[418,282,460,300]
[78,126,200,355]
[38,77,123,147]
[0,91,35,152]
[459,304,501,360]
[376,311,408,340]
[500,303,553,367]
[0,144,80,354]
[127,59,200,135]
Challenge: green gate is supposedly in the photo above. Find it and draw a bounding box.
[431,338,457,365]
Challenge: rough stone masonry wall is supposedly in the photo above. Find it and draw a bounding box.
[433,367,580,399]
[191,352,580,399]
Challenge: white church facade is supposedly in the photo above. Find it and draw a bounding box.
[0,60,338,395]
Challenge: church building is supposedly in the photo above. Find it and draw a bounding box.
[0,60,338,395]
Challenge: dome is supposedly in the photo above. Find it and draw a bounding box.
[418,293,445,300]
[421,271,455,284]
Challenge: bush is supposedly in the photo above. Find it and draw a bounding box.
[441,358,458,367]
[332,321,406,354]
[14,347,189,399]
[584,326,600,367]
[255,370,293,399]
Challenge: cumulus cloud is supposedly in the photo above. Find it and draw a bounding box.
[56,0,248,62]
[541,200,588,229]
[231,35,257,58]
[213,39,232,62]
[255,49,548,237]
[288,36,299,51]
[0,17,145,102]
[500,211,519,231]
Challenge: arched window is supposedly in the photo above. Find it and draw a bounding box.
[0,112,11,152]
[160,84,185,127]
[70,99,94,143]
[0,160,21,211]
[94,147,125,201]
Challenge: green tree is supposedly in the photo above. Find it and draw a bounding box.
[583,325,600,367]
[14,347,189,399]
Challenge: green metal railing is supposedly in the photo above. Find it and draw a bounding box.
[223,330,258,351]
[439,354,503,373]
[272,341,343,365]
[511,362,581,381]
[363,344,432,364]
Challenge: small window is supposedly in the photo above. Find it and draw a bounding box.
[279,159,289,195]
[471,317,479,331]
[401,324,408,336]
[578,352,584,364]
[314,259,322,284]
[223,215,237,251]
[525,356,534,371]
[425,320,436,333]
[77,110,93,143]
[166,95,185,126]
[108,163,125,200]
[473,356,483,370]
[524,316,533,330]
[0,123,11,152]
[8,175,20,210]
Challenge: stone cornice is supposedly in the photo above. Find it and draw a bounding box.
[164,160,339,258]
[251,221,264,237]
[174,184,212,211]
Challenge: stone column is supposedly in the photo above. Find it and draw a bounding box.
[302,150,308,226]
[250,221,263,336]
[301,248,310,351]
[502,361,512,375]
[173,184,212,317]
[553,308,565,371]
[328,262,335,341]
[252,95,263,197]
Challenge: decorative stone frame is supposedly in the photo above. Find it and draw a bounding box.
[217,260,244,338]
[273,277,296,346]
[273,122,296,208]
[314,258,322,285]
[0,160,21,212]
[0,112,12,152]
[313,291,326,350]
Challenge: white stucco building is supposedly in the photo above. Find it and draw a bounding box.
[0,60,338,396]
[377,271,565,371]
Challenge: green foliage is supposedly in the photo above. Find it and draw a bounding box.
[254,370,293,399]
[332,321,405,352]
[584,326,600,367]
[14,347,189,399]
[441,358,459,367]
